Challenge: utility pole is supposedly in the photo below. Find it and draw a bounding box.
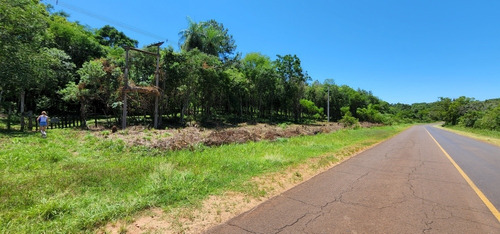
[327,86,330,122]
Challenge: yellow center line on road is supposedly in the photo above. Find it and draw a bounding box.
[426,129,500,223]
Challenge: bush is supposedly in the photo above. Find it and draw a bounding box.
[474,106,500,130]
[340,115,359,128]
[458,111,483,128]
[357,104,385,123]
[300,99,324,120]
[340,106,359,127]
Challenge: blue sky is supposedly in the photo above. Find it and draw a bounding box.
[44,0,499,104]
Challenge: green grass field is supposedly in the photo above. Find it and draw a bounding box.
[0,125,408,233]
[440,125,500,147]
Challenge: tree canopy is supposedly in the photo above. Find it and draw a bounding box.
[1,0,498,131]
[95,25,139,48]
[179,18,236,60]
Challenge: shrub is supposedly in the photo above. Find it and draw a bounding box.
[357,104,385,123]
[474,106,500,130]
[278,122,289,129]
[300,99,324,120]
[340,106,359,127]
[458,111,483,128]
[340,115,359,128]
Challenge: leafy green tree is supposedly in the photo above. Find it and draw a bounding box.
[300,99,323,120]
[459,111,483,127]
[430,97,451,122]
[410,103,432,122]
[161,47,187,120]
[34,48,76,113]
[179,18,204,53]
[59,60,109,127]
[163,49,223,123]
[357,104,384,123]
[349,89,369,118]
[443,96,472,125]
[47,14,104,68]
[195,51,224,119]
[95,25,138,48]
[325,81,345,121]
[223,68,248,117]
[179,18,236,60]
[203,19,237,61]
[275,54,308,122]
[0,0,52,130]
[339,106,359,127]
[241,52,278,118]
[474,105,500,130]
[305,81,326,117]
[128,46,157,86]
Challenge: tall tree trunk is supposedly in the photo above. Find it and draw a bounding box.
[239,96,243,117]
[28,114,33,131]
[20,90,25,131]
[80,101,87,129]
[181,96,188,124]
[159,94,166,128]
[0,90,3,108]
[7,104,12,130]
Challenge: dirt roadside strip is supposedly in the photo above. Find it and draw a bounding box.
[206,125,500,233]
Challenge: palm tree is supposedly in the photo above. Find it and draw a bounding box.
[203,26,224,56]
[178,17,204,52]
[179,18,235,59]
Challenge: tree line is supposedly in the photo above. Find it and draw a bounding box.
[1,0,498,131]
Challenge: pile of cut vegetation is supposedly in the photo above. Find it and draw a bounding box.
[102,123,380,151]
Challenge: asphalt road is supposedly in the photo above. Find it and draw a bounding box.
[425,126,500,210]
[206,125,500,233]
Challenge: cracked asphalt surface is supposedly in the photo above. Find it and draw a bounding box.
[206,125,500,233]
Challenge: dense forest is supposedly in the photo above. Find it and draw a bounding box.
[1,0,499,131]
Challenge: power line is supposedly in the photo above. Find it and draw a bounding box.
[46,0,167,42]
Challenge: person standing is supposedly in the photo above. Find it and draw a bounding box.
[37,111,49,137]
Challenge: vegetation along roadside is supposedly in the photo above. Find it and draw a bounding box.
[0,124,409,233]
[437,125,500,147]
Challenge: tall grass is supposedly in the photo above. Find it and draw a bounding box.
[0,125,407,233]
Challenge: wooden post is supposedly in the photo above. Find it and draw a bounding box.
[122,48,129,130]
[150,41,163,129]
[122,42,163,129]
[153,46,160,129]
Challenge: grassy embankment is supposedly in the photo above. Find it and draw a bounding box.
[0,125,408,233]
[439,125,500,147]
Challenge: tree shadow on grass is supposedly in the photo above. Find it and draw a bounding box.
[0,129,38,138]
